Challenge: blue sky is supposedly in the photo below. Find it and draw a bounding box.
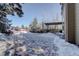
[7,3,62,27]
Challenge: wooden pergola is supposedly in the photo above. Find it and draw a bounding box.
[44,22,64,25]
[44,22,64,32]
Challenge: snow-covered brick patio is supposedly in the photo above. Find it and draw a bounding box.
[0,32,79,56]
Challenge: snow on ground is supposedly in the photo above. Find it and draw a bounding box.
[0,41,7,55]
[13,31,28,35]
[0,32,79,56]
[38,33,79,56]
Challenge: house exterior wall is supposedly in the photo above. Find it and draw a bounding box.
[63,4,76,44]
[75,4,79,45]
[63,3,79,45]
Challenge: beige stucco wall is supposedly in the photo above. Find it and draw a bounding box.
[63,4,76,44]
[75,4,79,45]
[64,3,79,44]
